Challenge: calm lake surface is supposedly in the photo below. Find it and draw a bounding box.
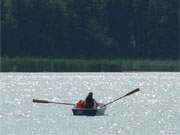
[0,72,180,135]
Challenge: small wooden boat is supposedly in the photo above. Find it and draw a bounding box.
[72,103,106,116]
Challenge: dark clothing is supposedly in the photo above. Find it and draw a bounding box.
[85,96,95,108]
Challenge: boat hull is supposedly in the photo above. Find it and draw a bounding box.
[72,105,106,116]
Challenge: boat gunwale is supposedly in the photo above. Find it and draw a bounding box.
[72,103,106,111]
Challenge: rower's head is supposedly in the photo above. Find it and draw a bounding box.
[88,92,93,98]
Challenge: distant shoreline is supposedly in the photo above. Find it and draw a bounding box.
[0,58,179,72]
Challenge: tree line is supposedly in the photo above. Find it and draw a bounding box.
[1,0,179,59]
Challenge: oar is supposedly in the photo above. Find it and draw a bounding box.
[103,88,140,107]
[32,99,75,106]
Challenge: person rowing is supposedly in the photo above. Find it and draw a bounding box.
[33,88,140,116]
[84,92,97,108]
[75,92,97,109]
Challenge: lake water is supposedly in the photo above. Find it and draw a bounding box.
[0,72,180,135]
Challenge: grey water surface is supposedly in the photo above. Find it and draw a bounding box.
[0,72,180,135]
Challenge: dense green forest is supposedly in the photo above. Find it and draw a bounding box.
[1,0,179,59]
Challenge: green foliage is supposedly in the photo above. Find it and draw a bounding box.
[0,58,179,72]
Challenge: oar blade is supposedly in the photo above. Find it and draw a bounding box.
[32,99,75,106]
[32,99,50,103]
[124,88,140,97]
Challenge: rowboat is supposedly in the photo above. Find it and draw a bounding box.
[32,88,140,116]
[72,103,106,116]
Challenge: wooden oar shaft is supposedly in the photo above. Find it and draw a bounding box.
[104,88,140,106]
[32,99,75,106]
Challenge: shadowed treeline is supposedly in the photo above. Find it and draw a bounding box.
[1,58,179,72]
[1,0,179,59]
